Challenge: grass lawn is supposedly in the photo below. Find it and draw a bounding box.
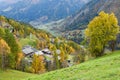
[0,51,120,80]
[0,69,36,80]
[26,51,120,80]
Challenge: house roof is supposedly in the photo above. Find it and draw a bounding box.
[58,56,61,60]
[22,45,37,55]
[42,48,51,54]
[35,51,44,55]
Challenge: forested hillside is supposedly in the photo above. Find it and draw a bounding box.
[0,15,51,71]
[0,16,85,74]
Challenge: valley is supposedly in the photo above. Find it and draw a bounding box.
[0,0,120,80]
[35,0,120,43]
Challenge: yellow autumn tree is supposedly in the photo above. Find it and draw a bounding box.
[16,52,24,69]
[0,38,11,70]
[68,46,75,54]
[60,47,65,62]
[0,16,7,22]
[32,54,46,73]
[85,11,119,57]
[60,47,68,68]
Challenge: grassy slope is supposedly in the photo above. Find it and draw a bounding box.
[0,70,37,80]
[0,51,120,80]
[26,51,120,80]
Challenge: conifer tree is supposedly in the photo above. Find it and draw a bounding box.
[0,28,5,38]
[4,29,20,68]
[4,29,20,53]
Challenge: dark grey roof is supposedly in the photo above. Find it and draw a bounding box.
[42,48,51,54]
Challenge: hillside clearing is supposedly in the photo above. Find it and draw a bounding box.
[25,51,120,80]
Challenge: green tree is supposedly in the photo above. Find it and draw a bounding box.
[4,29,20,68]
[4,29,20,53]
[53,51,60,69]
[50,45,60,69]
[0,28,5,38]
[85,11,119,57]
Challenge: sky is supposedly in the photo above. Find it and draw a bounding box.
[0,0,89,4]
[0,0,21,4]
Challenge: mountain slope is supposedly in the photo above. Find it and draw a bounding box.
[64,0,120,30]
[34,0,120,43]
[24,51,120,80]
[52,0,120,43]
[0,0,90,23]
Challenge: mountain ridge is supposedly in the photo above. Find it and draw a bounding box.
[57,0,120,43]
[0,0,90,23]
[64,0,120,31]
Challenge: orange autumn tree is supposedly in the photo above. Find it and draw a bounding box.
[0,38,11,70]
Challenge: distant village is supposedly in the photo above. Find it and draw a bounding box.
[0,20,74,71]
[22,44,72,68]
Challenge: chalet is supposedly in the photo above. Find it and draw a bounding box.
[22,46,52,57]
[35,51,44,55]
[0,21,14,32]
[4,23,10,28]
[0,21,10,28]
[22,45,74,61]
[22,45,73,69]
[22,45,46,66]
[22,45,37,57]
